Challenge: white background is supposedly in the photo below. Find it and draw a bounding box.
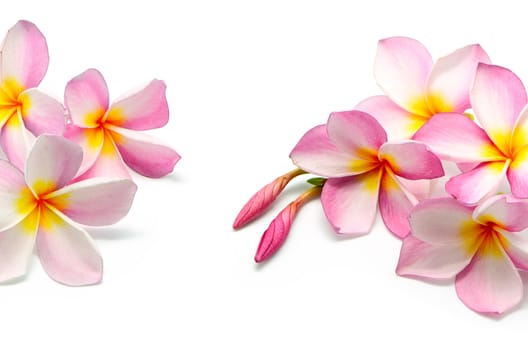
[1,1,527,349]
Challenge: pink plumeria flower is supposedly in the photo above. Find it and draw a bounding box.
[0,135,137,286]
[0,20,65,169]
[233,168,306,229]
[397,196,528,314]
[290,110,444,237]
[414,63,528,205]
[64,68,180,180]
[356,37,490,140]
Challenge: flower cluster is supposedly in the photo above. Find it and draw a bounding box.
[0,20,179,286]
[234,37,528,315]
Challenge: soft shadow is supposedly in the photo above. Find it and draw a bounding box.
[87,226,143,240]
[0,274,28,285]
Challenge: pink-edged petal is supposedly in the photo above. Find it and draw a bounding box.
[374,37,433,116]
[290,125,375,177]
[1,20,48,89]
[396,235,472,279]
[378,170,416,238]
[106,125,180,178]
[471,63,527,154]
[46,178,137,226]
[0,160,35,231]
[355,95,428,140]
[25,135,82,196]
[378,140,444,180]
[508,145,528,198]
[1,113,36,171]
[327,110,387,156]
[36,205,102,286]
[511,105,528,154]
[455,235,523,314]
[18,89,65,136]
[446,161,509,205]
[409,197,479,245]
[426,44,491,113]
[413,113,505,162]
[321,168,382,235]
[105,80,168,130]
[64,69,109,128]
[397,177,431,201]
[63,124,104,177]
[0,208,38,282]
[473,195,528,232]
[499,230,528,271]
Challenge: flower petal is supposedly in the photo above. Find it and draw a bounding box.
[409,197,479,245]
[508,145,528,198]
[378,170,416,238]
[36,205,102,286]
[0,160,35,231]
[355,95,428,140]
[64,69,109,128]
[473,195,528,232]
[1,20,48,89]
[378,140,444,180]
[499,230,528,271]
[106,125,180,178]
[396,235,472,279]
[105,80,168,130]
[446,161,509,205]
[374,37,433,116]
[426,44,491,113]
[63,124,104,177]
[18,89,65,136]
[25,135,82,196]
[455,235,523,314]
[471,63,527,154]
[46,178,137,226]
[413,113,505,162]
[1,113,36,171]
[321,168,382,235]
[290,125,374,177]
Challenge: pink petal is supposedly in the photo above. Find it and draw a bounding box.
[426,44,491,113]
[374,37,433,116]
[508,145,528,198]
[290,125,375,177]
[0,160,35,231]
[446,161,509,205]
[46,178,137,226]
[511,105,528,154]
[455,236,523,314]
[1,114,36,171]
[64,69,109,128]
[396,235,472,279]
[233,168,305,229]
[499,230,528,271]
[378,140,444,180]
[473,195,528,232]
[106,125,180,178]
[355,95,428,140]
[471,63,527,155]
[0,209,38,282]
[36,206,102,286]
[63,124,105,177]
[413,113,505,162]
[1,20,48,89]
[321,169,382,235]
[18,89,65,135]
[105,80,169,130]
[25,135,82,196]
[409,197,479,245]
[378,170,416,238]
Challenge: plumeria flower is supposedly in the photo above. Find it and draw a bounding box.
[356,37,490,140]
[0,135,137,286]
[397,196,528,314]
[290,110,444,237]
[64,68,180,180]
[0,20,65,169]
[414,63,528,205]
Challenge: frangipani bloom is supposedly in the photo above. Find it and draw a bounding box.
[0,20,65,169]
[356,37,490,140]
[0,135,137,286]
[397,196,528,314]
[414,63,528,205]
[64,68,180,180]
[290,110,444,237]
